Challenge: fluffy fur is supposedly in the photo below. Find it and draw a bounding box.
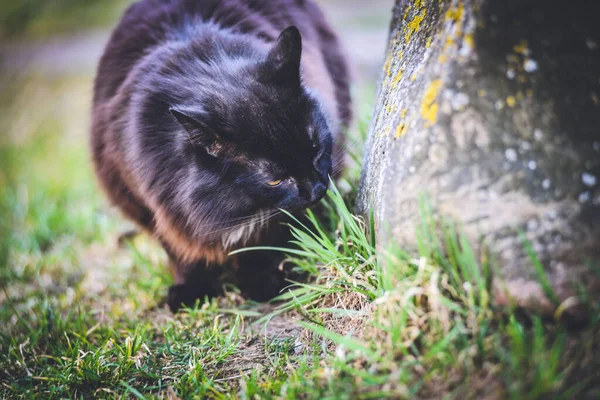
[91,0,351,311]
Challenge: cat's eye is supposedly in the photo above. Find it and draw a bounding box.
[267,179,283,186]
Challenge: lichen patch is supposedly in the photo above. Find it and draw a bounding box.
[421,79,443,126]
[405,10,427,43]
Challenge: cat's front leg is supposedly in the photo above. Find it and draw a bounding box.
[167,259,223,312]
[234,250,291,302]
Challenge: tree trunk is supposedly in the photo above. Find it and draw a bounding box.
[357,0,600,318]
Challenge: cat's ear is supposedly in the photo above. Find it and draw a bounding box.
[170,108,222,157]
[262,26,302,86]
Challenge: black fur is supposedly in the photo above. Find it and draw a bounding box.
[91,0,351,312]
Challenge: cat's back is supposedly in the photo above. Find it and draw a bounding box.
[93,0,350,126]
[91,0,351,234]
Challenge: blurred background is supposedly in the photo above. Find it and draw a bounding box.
[0,0,393,284]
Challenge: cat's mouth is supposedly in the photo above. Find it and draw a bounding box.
[308,185,327,206]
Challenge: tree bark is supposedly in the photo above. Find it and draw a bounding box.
[357,0,600,318]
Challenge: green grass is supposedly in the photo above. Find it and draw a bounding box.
[2,125,599,398]
[228,189,600,399]
[1,65,599,400]
[0,0,128,40]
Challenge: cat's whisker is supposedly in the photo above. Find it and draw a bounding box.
[216,210,279,225]
[190,212,270,230]
[337,140,363,156]
[332,163,345,173]
[201,211,280,233]
[333,157,346,166]
[211,213,285,243]
[332,159,346,172]
[332,159,353,175]
[198,209,283,238]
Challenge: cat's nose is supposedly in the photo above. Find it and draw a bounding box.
[298,180,327,205]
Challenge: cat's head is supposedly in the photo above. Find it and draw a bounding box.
[169,26,334,228]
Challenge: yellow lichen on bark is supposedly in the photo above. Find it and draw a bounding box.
[513,40,530,55]
[383,56,392,77]
[464,33,474,49]
[392,69,404,86]
[506,96,516,107]
[394,109,410,139]
[404,10,426,43]
[421,79,443,127]
[444,1,465,22]
[394,122,409,139]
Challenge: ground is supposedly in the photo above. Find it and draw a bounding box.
[1,1,600,399]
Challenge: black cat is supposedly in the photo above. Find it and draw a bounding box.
[91,0,351,312]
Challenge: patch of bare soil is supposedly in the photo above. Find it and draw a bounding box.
[220,309,305,380]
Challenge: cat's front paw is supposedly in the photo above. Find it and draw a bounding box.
[167,283,220,313]
[239,269,288,302]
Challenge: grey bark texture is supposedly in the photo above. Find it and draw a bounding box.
[357,0,600,317]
